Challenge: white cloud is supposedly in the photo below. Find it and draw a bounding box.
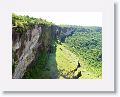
[14,12,102,26]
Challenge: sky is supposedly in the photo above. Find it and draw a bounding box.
[15,12,102,26]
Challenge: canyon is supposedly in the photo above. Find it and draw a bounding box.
[12,14,102,79]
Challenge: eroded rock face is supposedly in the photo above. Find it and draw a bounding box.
[12,25,42,78]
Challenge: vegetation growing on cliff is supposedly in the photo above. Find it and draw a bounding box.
[12,13,54,33]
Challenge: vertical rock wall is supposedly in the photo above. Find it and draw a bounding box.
[12,25,59,79]
[13,25,42,78]
[12,24,74,79]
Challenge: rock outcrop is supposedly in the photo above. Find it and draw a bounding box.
[12,25,61,79]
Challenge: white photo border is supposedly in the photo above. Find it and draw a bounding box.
[0,0,114,91]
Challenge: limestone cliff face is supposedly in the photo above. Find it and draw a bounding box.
[12,25,41,78]
[12,24,74,79]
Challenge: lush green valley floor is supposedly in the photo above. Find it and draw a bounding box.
[23,42,102,79]
[46,43,102,79]
[46,43,78,79]
[24,43,101,79]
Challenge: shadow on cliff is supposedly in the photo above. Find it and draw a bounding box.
[22,39,59,79]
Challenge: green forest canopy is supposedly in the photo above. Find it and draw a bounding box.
[12,13,54,33]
